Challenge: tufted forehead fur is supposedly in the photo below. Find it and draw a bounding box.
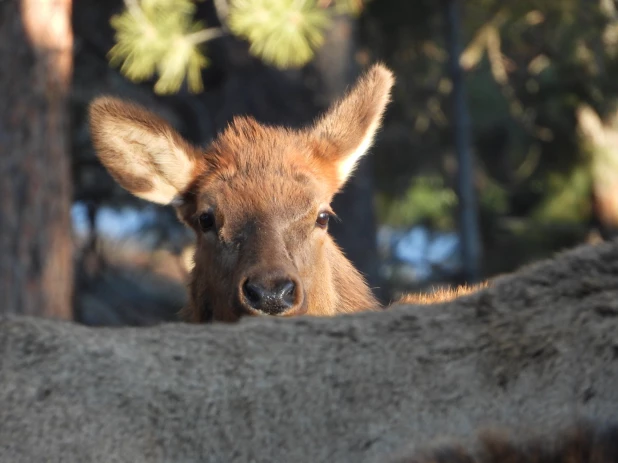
[88,63,395,322]
[89,64,394,206]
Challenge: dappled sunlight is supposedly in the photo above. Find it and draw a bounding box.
[3,0,618,461]
[21,0,72,83]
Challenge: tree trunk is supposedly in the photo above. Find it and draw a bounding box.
[444,0,482,282]
[0,0,74,318]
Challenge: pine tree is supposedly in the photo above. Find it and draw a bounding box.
[108,0,368,94]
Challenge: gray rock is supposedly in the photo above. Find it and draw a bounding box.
[1,240,618,463]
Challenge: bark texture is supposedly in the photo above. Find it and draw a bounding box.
[1,240,618,462]
[0,0,74,318]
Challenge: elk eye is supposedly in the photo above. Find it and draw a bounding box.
[316,211,330,228]
[198,210,215,232]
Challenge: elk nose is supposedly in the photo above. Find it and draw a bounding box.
[241,278,298,315]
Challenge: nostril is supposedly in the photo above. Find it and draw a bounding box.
[278,280,296,306]
[243,280,262,306]
[240,277,299,315]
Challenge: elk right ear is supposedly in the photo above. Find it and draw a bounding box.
[310,63,395,193]
[89,97,200,205]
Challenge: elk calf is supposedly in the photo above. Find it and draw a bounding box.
[89,64,394,322]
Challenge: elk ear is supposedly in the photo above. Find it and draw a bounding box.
[89,97,199,205]
[311,63,394,191]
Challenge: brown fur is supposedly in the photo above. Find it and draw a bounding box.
[390,422,618,463]
[89,64,394,322]
[89,63,489,322]
[398,282,489,305]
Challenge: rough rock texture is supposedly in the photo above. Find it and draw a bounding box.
[1,240,618,462]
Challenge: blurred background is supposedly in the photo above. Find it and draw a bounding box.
[2,0,617,326]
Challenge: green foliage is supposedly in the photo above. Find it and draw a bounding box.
[369,0,616,232]
[109,0,208,94]
[228,0,331,69]
[109,0,368,93]
[531,165,592,223]
[376,172,510,230]
[478,176,509,215]
[376,175,457,229]
[335,0,368,16]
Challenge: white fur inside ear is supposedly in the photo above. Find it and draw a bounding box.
[336,117,381,183]
[104,124,195,205]
[134,179,180,205]
[150,133,196,191]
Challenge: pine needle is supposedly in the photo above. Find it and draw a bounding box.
[108,0,369,93]
[228,0,331,68]
[109,0,210,94]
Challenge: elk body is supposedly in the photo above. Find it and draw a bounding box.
[89,64,395,322]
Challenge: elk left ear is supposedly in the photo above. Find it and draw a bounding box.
[310,63,394,191]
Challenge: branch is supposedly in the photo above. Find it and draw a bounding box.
[212,0,230,24]
[185,27,226,45]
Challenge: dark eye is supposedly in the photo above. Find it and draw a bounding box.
[198,210,215,232]
[316,211,330,228]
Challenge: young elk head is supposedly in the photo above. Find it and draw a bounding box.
[89,64,394,322]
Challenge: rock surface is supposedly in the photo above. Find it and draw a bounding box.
[1,241,618,462]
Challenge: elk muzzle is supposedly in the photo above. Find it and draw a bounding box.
[239,270,303,316]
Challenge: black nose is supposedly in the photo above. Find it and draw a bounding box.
[242,278,297,315]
